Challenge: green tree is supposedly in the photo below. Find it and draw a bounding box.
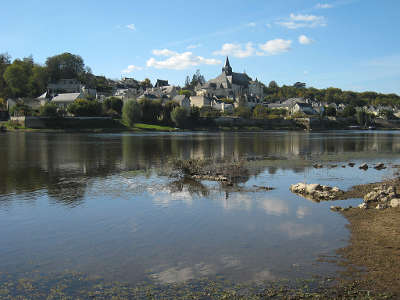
[139,98,162,123]
[67,99,102,116]
[171,106,189,128]
[341,105,356,117]
[235,107,252,119]
[3,59,33,97]
[0,53,11,98]
[140,78,152,89]
[40,103,58,117]
[161,100,178,125]
[122,100,142,127]
[253,105,269,119]
[179,89,192,97]
[46,52,85,82]
[9,103,32,116]
[103,97,123,115]
[325,106,337,117]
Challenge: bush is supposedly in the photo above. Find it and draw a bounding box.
[341,105,356,117]
[171,106,189,128]
[122,99,142,127]
[103,97,123,115]
[200,107,221,118]
[67,99,102,116]
[40,103,58,117]
[325,106,337,117]
[253,105,269,119]
[235,107,252,119]
[139,98,162,123]
[9,103,33,116]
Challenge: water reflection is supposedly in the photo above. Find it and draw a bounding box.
[1,131,400,205]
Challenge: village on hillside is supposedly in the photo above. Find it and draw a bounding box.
[1,52,400,130]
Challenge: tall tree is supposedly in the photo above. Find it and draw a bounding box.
[0,53,11,98]
[45,52,85,82]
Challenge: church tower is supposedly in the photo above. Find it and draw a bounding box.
[222,56,232,76]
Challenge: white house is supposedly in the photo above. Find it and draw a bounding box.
[51,93,82,108]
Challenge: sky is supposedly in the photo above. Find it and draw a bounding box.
[1,0,400,95]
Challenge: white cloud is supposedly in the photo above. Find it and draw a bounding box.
[147,49,221,70]
[259,39,292,55]
[266,23,272,28]
[152,49,177,56]
[316,3,333,9]
[126,24,136,31]
[277,13,326,29]
[186,44,202,49]
[246,22,256,27]
[213,42,255,58]
[121,65,143,74]
[298,35,313,45]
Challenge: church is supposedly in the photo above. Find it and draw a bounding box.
[195,57,264,107]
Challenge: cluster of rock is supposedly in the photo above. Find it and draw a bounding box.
[191,174,229,182]
[290,183,344,201]
[359,185,400,209]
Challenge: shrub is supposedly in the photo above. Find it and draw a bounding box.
[9,103,33,116]
[325,106,337,117]
[67,99,102,116]
[253,105,269,119]
[40,103,58,117]
[139,98,162,123]
[103,97,123,115]
[171,106,189,128]
[122,99,142,127]
[235,107,252,119]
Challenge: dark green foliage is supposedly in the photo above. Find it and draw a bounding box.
[9,103,33,116]
[103,97,123,115]
[0,53,11,98]
[379,109,395,120]
[161,100,179,125]
[325,106,337,117]
[184,69,205,90]
[235,107,252,119]
[171,106,189,128]
[253,105,269,119]
[39,103,58,117]
[179,89,192,97]
[3,57,47,98]
[45,52,85,82]
[200,107,221,118]
[139,98,163,123]
[356,109,374,126]
[122,99,142,127]
[67,99,102,116]
[341,105,356,117]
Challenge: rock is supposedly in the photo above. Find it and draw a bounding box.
[359,163,369,170]
[390,198,400,208]
[291,183,344,201]
[364,191,378,202]
[374,163,386,170]
[330,206,342,211]
[348,162,355,167]
[358,203,368,209]
[305,183,322,194]
[290,183,306,193]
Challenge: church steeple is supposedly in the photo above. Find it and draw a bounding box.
[222,56,232,75]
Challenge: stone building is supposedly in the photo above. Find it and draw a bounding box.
[195,57,264,107]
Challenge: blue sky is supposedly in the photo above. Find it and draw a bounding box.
[1,0,399,94]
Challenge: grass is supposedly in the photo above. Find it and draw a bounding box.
[132,123,177,131]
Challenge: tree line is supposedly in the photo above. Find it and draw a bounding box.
[264,81,400,107]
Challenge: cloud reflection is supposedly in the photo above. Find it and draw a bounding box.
[279,222,323,239]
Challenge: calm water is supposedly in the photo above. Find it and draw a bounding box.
[0,131,400,287]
